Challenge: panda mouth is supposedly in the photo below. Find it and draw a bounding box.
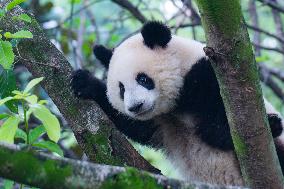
[135,105,155,117]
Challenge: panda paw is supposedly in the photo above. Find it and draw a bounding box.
[268,114,283,138]
[71,69,94,99]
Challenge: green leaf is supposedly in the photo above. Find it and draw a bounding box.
[0,9,5,19]
[6,0,27,11]
[4,30,33,39]
[15,128,27,142]
[32,104,60,142]
[0,113,10,120]
[0,96,13,106]
[24,77,44,93]
[0,68,18,112]
[14,13,31,23]
[33,141,63,156]
[12,90,22,95]
[24,95,38,104]
[0,116,20,143]
[0,40,14,69]
[29,125,45,144]
[255,55,269,63]
[38,100,48,105]
[69,0,81,4]
[3,179,14,189]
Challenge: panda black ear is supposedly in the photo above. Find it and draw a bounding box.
[93,45,113,68]
[141,21,172,49]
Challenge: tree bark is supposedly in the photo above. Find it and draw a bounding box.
[0,143,246,189]
[0,0,159,174]
[195,0,284,188]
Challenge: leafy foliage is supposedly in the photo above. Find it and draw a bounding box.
[13,13,31,23]
[0,0,33,118]
[29,125,45,144]
[0,116,20,143]
[24,77,44,93]
[0,77,62,156]
[32,104,61,143]
[33,141,63,156]
[0,3,62,172]
[6,0,27,11]
[4,30,33,39]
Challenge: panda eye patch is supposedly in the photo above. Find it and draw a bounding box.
[136,73,155,90]
[119,82,125,100]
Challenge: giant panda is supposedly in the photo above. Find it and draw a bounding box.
[71,21,284,186]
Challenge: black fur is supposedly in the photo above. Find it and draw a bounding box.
[119,82,125,100]
[268,114,283,138]
[275,140,284,174]
[71,69,158,146]
[177,57,284,150]
[93,45,113,68]
[136,73,155,90]
[176,57,233,150]
[141,21,172,49]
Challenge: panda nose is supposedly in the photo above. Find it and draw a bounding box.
[128,103,143,113]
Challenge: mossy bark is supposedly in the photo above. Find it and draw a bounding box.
[0,143,246,189]
[0,0,158,174]
[195,0,284,188]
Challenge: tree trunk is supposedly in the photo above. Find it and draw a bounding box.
[195,0,284,188]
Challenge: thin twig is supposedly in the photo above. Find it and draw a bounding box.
[252,42,284,54]
[271,0,284,51]
[111,0,147,23]
[246,24,284,43]
[257,0,284,14]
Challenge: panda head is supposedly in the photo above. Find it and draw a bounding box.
[94,21,204,120]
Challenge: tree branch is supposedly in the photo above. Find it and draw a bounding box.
[262,65,284,83]
[248,0,284,103]
[252,42,284,54]
[111,0,147,23]
[0,143,246,189]
[246,24,284,44]
[271,0,284,51]
[248,0,261,56]
[257,0,284,14]
[180,0,284,45]
[260,64,284,101]
[0,0,159,174]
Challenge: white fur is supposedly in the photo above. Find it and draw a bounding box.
[156,114,244,186]
[107,34,205,120]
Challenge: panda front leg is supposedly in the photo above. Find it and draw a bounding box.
[71,69,158,146]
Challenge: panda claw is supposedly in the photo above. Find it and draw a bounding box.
[71,69,93,99]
